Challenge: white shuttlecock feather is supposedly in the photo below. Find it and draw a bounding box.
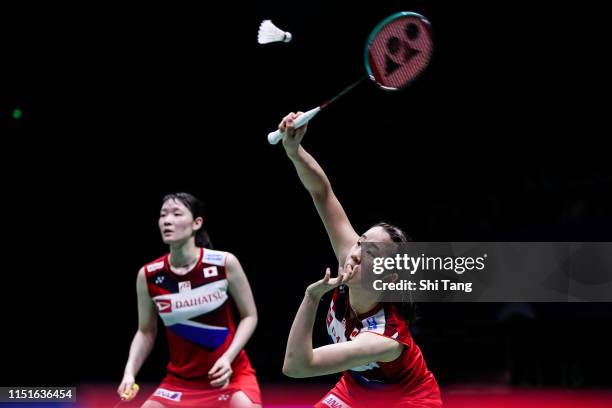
[258,20,292,44]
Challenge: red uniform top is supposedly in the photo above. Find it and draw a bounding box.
[144,248,246,380]
[326,286,438,391]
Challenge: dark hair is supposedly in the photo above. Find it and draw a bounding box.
[373,221,413,243]
[372,221,417,325]
[162,192,213,249]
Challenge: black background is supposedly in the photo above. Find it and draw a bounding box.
[2,1,611,389]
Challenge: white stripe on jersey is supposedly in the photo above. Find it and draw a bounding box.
[153,279,229,326]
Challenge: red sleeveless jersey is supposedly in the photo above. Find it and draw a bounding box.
[326,286,438,390]
[144,248,246,380]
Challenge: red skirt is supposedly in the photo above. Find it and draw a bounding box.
[314,371,442,408]
[146,352,261,407]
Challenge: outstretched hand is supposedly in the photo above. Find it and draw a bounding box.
[305,265,359,300]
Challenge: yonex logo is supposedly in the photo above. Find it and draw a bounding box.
[155,276,165,285]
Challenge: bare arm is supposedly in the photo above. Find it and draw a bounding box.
[280,113,360,262]
[283,267,403,378]
[208,253,258,387]
[117,268,158,400]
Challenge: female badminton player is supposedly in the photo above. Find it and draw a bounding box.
[279,113,442,407]
[117,193,261,407]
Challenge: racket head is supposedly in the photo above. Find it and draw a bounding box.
[364,12,433,91]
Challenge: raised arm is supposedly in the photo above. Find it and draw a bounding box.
[279,112,360,263]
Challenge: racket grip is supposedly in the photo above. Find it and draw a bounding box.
[267,129,284,145]
[267,107,321,145]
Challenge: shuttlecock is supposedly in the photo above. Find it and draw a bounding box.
[258,20,292,44]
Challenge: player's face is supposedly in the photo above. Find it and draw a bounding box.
[343,226,392,285]
[159,199,200,245]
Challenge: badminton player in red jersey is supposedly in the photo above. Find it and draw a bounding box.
[117,193,262,407]
[279,113,442,408]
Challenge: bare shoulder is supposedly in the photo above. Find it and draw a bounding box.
[223,252,247,280]
[136,267,147,287]
[224,251,240,267]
